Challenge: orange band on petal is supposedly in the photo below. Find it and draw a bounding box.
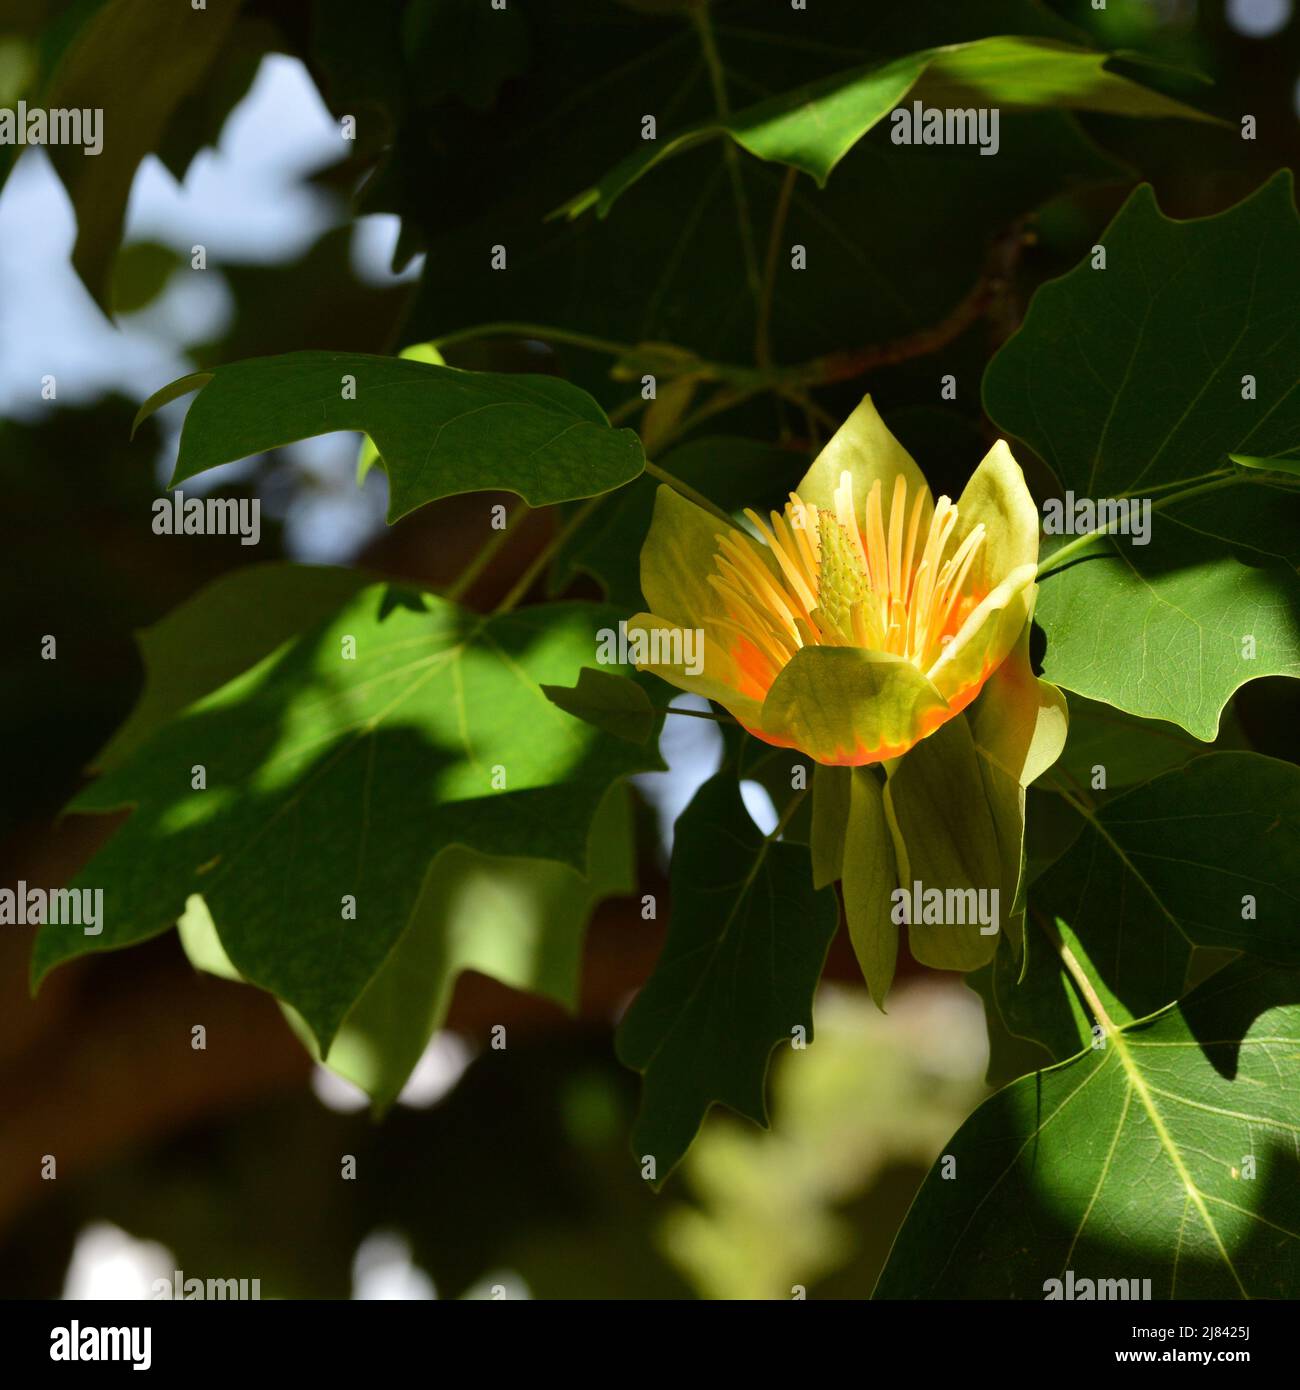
[745,654,998,767]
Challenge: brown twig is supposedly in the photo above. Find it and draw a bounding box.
[797,218,1032,386]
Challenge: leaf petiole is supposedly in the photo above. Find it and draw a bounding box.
[1036,471,1272,578]
[493,496,603,615]
[644,460,735,526]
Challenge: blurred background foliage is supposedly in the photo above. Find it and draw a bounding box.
[1,0,1297,1298]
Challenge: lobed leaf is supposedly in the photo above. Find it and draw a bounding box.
[616,774,837,1183]
[557,36,1215,218]
[135,352,645,522]
[985,172,1300,738]
[877,954,1300,1299]
[33,578,661,1050]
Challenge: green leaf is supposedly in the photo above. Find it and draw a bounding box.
[95,563,371,773]
[616,774,837,1183]
[558,36,1215,217]
[1024,752,1300,1040]
[883,715,1004,974]
[555,50,929,219]
[175,755,638,1112]
[876,955,1300,1299]
[399,3,1132,387]
[984,172,1300,738]
[992,912,1102,1063]
[809,762,850,890]
[33,586,661,1051]
[1231,452,1300,477]
[36,0,241,312]
[541,666,655,744]
[1023,784,1085,884]
[295,782,636,1111]
[135,352,645,522]
[1054,692,1225,792]
[355,342,446,483]
[966,957,1054,1091]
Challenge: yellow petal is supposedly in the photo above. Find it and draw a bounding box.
[639,485,746,629]
[970,617,1069,791]
[968,616,1069,951]
[793,395,934,531]
[951,439,1040,595]
[760,645,950,766]
[624,612,766,728]
[924,562,1038,705]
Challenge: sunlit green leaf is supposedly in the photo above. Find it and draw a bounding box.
[1230,452,1300,477]
[33,585,661,1050]
[877,955,1300,1299]
[1052,692,1229,792]
[95,562,371,773]
[985,172,1300,738]
[542,666,655,744]
[559,36,1214,217]
[295,782,636,1110]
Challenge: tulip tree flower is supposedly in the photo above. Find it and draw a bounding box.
[629,396,1067,995]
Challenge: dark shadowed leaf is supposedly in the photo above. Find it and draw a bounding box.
[616,774,837,1182]
[284,782,636,1110]
[1018,753,1300,1048]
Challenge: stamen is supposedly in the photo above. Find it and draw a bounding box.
[716,540,802,641]
[708,576,795,666]
[834,471,870,573]
[910,497,956,642]
[703,469,987,686]
[903,562,925,661]
[887,474,906,600]
[787,493,821,577]
[931,524,985,640]
[744,508,817,615]
[900,487,927,603]
[863,480,891,600]
[770,512,819,606]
